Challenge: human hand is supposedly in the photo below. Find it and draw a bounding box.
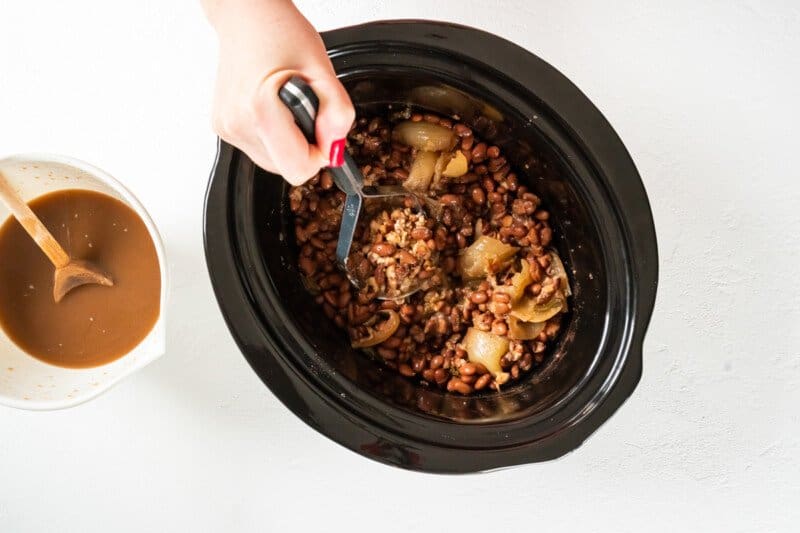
[203,0,355,184]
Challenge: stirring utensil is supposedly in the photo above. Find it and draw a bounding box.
[0,172,114,302]
[279,77,427,299]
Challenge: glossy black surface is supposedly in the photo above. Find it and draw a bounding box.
[204,20,658,473]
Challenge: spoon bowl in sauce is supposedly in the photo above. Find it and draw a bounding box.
[0,172,115,302]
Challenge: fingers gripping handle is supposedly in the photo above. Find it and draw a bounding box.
[279,77,362,196]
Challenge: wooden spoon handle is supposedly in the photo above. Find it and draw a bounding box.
[0,172,70,268]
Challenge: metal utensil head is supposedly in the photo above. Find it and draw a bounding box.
[280,76,429,299]
[335,193,362,269]
[329,153,427,300]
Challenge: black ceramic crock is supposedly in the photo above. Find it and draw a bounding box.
[203,20,658,473]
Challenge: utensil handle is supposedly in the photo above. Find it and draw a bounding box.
[278,76,319,144]
[0,172,70,268]
[278,77,363,196]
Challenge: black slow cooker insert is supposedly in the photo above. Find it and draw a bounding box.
[204,20,658,472]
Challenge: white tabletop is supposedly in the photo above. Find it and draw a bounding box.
[1,1,798,531]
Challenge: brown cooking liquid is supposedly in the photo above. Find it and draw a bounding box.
[0,189,161,368]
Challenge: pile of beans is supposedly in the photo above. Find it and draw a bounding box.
[348,206,442,300]
[289,110,567,394]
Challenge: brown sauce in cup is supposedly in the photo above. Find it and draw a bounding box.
[0,189,161,368]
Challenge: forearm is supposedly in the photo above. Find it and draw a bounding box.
[202,0,298,34]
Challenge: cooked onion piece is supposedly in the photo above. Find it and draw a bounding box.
[351,310,401,348]
[431,151,453,190]
[458,236,518,280]
[507,316,545,340]
[393,120,457,152]
[495,259,531,303]
[548,250,572,297]
[510,293,566,323]
[404,150,438,192]
[463,327,508,375]
[443,151,468,178]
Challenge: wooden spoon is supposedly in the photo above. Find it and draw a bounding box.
[0,173,113,302]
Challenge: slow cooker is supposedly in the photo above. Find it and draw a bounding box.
[204,20,658,473]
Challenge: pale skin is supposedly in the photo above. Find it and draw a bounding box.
[202,0,355,184]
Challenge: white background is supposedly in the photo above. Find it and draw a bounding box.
[1,1,799,531]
